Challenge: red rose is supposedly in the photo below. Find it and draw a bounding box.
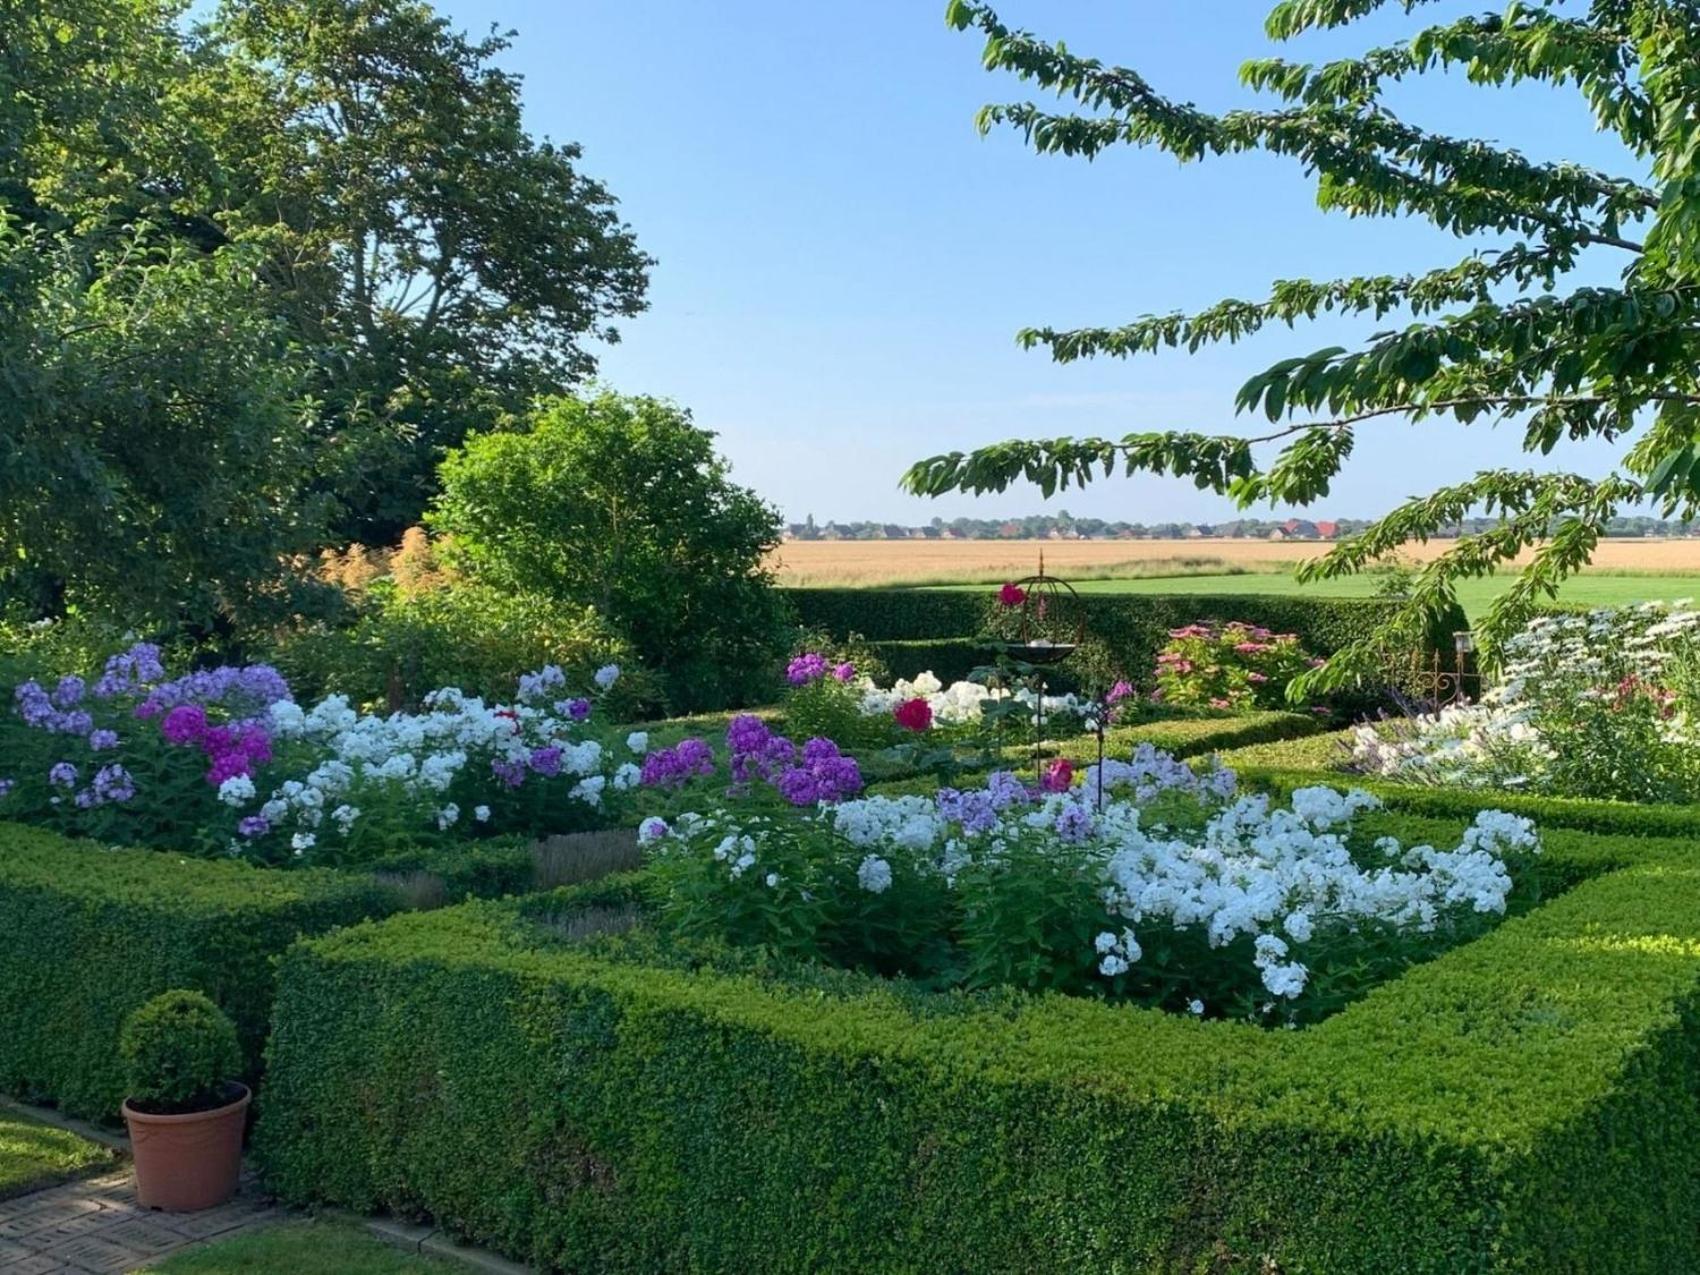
[997,582,1027,608]
[893,697,934,732]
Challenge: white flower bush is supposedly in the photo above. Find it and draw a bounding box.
[1350,604,1700,801]
[855,670,1086,727]
[227,665,646,864]
[642,748,1542,1024]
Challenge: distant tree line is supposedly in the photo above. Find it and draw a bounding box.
[786,513,1700,542]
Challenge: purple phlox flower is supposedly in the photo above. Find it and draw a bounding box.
[160,703,209,745]
[935,787,1000,836]
[94,643,166,698]
[237,815,271,838]
[786,653,829,686]
[517,664,566,703]
[639,737,717,790]
[528,745,564,778]
[15,681,94,734]
[725,714,774,754]
[87,728,120,751]
[199,721,273,786]
[48,761,79,789]
[773,737,862,807]
[52,675,86,708]
[982,771,1035,812]
[139,663,292,719]
[1053,801,1096,844]
[554,698,592,723]
[491,757,528,789]
[76,764,136,806]
[831,661,856,683]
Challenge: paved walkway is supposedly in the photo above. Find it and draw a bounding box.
[0,1169,279,1273]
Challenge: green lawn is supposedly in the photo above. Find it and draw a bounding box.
[150,1220,454,1274]
[1057,570,1700,615]
[0,1107,110,1200]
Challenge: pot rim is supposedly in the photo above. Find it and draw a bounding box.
[122,1081,250,1127]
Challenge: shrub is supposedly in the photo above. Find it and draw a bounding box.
[0,822,399,1118]
[1153,621,1319,711]
[120,991,243,1114]
[272,579,658,717]
[431,392,792,712]
[257,813,1700,1272]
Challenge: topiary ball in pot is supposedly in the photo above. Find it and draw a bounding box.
[119,990,249,1211]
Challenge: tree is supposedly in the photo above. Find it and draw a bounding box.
[430,393,789,711]
[904,0,1700,685]
[3,0,652,545]
[0,223,326,629]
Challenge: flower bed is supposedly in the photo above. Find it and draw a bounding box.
[1349,605,1700,802]
[1153,621,1322,712]
[2,645,641,866]
[256,810,1700,1271]
[641,749,1542,1025]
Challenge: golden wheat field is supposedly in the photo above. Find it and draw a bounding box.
[767,537,1700,588]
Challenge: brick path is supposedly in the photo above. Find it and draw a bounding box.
[0,1169,279,1273]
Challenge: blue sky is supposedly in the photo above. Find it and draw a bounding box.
[438,0,1648,525]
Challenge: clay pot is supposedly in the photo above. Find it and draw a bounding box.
[122,1083,250,1211]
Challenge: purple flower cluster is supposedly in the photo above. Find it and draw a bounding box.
[935,772,1036,834]
[492,757,528,789]
[553,698,592,722]
[726,715,795,784]
[785,653,858,687]
[640,738,716,789]
[771,738,862,806]
[74,764,136,809]
[93,643,165,698]
[786,652,828,685]
[529,746,564,778]
[15,679,93,735]
[135,663,292,720]
[157,703,272,785]
[48,761,78,789]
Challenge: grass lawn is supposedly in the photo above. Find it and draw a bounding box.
[1056,569,1700,615]
[0,1106,110,1200]
[149,1220,454,1274]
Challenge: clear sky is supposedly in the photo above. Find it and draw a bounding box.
[436,0,1648,525]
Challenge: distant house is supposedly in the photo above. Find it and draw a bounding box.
[1314,520,1340,540]
[1281,518,1322,539]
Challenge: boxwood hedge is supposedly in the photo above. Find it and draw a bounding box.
[0,822,403,1120]
[256,816,1700,1272]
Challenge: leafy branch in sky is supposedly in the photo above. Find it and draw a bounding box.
[906,0,1700,688]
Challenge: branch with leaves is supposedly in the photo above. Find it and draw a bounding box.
[910,0,1700,691]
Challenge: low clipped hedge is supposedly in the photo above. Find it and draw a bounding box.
[790,586,1461,666]
[0,822,403,1120]
[865,637,986,684]
[257,816,1700,1272]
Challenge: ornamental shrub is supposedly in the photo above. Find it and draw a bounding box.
[120,991,242,1114]
[1153,621,1320,711]
[272,579,659,718]
[431,392,792,712]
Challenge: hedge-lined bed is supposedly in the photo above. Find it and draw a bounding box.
[0,823,406,1119]
[257,815,1700,1273]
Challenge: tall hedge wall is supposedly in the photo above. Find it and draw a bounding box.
[258,817,1700,1272]
[0,823,402,1119]
[788,587,1463,689]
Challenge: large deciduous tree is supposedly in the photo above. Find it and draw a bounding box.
[904,0,1699,686]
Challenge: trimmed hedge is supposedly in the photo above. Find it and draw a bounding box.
[789,587,1464,681]
[257,817,1700,1272]
[865,638,986,684]
[0,823,403,1120]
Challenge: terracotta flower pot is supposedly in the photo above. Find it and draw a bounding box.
[122,1083,250,1211]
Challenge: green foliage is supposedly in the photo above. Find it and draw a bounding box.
[273,580,658,716]
[865,638,986,684]
[910,0,1700,688]
[120,990,242,1114]
[2,0,651,546]
[785,589,990,641]
[432,393,791,712]
[0,223,328,629]
[0,822,400,1119]
[258,814,1700,1271]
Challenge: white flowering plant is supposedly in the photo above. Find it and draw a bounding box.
[1350,604,1700,803]
[641,748,1544,1025]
